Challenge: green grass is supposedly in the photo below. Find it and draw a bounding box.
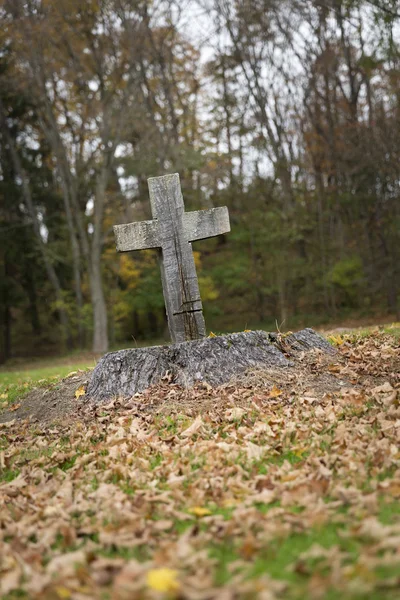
[344,324,400,344]
[0,362,94,387]
[383,322,400,340]
[327,322,400,346]
[0,468,21,483]
[0,337,172,408]
[210,516,400,599]
[0,361,94,408]
[378,500,400,525]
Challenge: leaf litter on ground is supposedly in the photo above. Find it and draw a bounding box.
[0,330,400,599]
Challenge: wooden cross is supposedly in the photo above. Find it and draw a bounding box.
[114,173,230,343]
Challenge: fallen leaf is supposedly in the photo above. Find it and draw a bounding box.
[47,550,86,577]
[246,441,266,460]
[188,506,212,517]
[225,407,246,421]
[54,586,72,599]
[328,335,344,345]
[146,568,179,593]
[181,415,202,437]
[75,386,86,399]
[269,385,283,398]
[371,382,393,394]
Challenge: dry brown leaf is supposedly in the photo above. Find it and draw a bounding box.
[269,385,283,398]
[181,415,203,437]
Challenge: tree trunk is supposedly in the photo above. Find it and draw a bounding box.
[3,293,11,364]
[0,99,71,349]
[42,117,86,348]
[91,261,108,353]
[1,254,11,363]
[58,175,85,347]
[90,164,110,353]
[278,274,288,326]
[24,268,41,336]
[315,173,330,312]
[221,53,234,186]
[87,329,335,401]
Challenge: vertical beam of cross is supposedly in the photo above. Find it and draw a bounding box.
[148,174,205,342]
[113,173,230,343]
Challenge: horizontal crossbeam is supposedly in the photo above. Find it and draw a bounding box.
[114,206,230,253]
[183,207,230,242]
[114,220,160,252]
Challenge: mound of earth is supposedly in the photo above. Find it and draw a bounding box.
[0,328,343,425]
[87,328,335,401]
[0,372,90,426]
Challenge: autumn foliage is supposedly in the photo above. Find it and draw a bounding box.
[0,0,399,362]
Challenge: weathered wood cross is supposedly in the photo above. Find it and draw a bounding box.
[114,173,230,343]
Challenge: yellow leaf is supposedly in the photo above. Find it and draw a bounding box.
[75,386,86,399]
[244,329,252,332]
[66,371,78,378]
[208,331,217,338]
[188,506,212,517]
[294,448,307,458]
[269,385,282,398]
[55,587,72,599]
[146,568,179,593]
[222,498,236,508]
[328,335,344,346]
[0,393,7,399]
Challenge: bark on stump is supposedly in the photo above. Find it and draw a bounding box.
[87,328,334,402]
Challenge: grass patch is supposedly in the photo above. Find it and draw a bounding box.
[0,468,20,483]
[0,361,93,409]
[99,544,151,562]
[378,500,400,525]
[0,362,94,387]
[254,449,309,475]
[209,522,363,595]
[383,322,400,340]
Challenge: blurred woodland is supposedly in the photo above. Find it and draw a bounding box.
[0,0,399,361]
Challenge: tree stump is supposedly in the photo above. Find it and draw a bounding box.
[87,328,334,402]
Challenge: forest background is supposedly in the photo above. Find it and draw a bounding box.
[0,0,399,362]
